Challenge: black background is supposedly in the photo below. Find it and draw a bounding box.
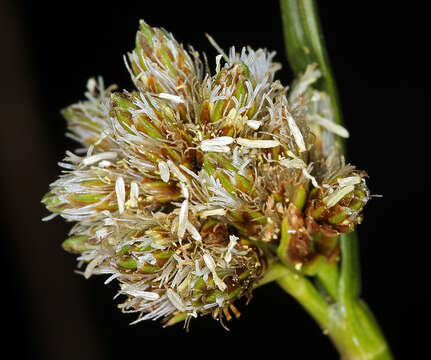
[0,1,424,358]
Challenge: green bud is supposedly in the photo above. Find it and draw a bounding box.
[68,193,106,204]
[42,193,66,213]
[292,185,307,211]
[164,312,187,327]
[139,265,161,273]
[129,20,195,95]
[62,236,89,253]
[154,250,173,260]
[61,108,102,133]
[118,257,137,270]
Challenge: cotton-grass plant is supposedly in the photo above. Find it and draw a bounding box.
[42,2,393,358]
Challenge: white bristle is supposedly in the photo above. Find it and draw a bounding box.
[286,114,306,152]
[167,160,187,183]
[225,235,239,263]
[200,144,231,153]
[203,253,226,291]
[157,93,184,104]
[98,160,113,168]
[309,114,350,138]
[115,176,126,214]
[236,138,280,148]
[177,199,188,239]
[186,221,202,242]
[129,181,139,208]
[166,289,187,312]
[279,158,306,169]
[82,152,118,166]
[180,182,189,199]
[302,168,319,188]
[84,255,103,279]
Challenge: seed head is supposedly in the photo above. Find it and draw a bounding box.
[42,21,370,328]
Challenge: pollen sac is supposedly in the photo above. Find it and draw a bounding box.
[42,20,372,328]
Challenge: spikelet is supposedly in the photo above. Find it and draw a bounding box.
[42,21,370,328]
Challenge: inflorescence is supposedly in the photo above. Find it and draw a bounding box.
[42,21,370,328]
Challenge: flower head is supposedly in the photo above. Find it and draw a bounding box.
[42,21,370,327]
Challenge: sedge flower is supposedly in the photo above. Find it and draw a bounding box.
[42,20,369,329]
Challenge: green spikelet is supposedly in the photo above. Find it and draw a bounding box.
[306,171,369,235]
[128,20,196,97]
[61,77,117,149]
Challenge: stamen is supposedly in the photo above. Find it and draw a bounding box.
[236,138,280,148]
[115,176,126,214]
[323,185,355,208]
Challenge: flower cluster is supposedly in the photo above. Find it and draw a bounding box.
[42,21,369,327]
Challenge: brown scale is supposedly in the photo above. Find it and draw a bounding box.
[285,203,316,265]
[175,49,193,77]
[135,31,156,62]
[135,146,164,165]
[316,236,340,263]
[220,124,235,137]
[229,210,265,241]
[200,220,229,246]
[305,208,340,237]
[139,178,182,204]
[198,102,211,126]
[144,74,159,93]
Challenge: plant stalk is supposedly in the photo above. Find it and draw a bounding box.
[277,1,393,358]
[273,263,392,360]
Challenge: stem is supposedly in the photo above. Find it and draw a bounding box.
[278,1,393,358]
[315,257,339,301]
[271,264,392,360]
[339,232,361,302]
[273,263,331,327]
[280,0,344,152]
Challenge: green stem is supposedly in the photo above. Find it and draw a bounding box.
[266,264,392,360]
[278,1,393,358]
[280,0,344,152]
[273,263,331,327]
[315,257,339,301]
[339,232,361,302]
